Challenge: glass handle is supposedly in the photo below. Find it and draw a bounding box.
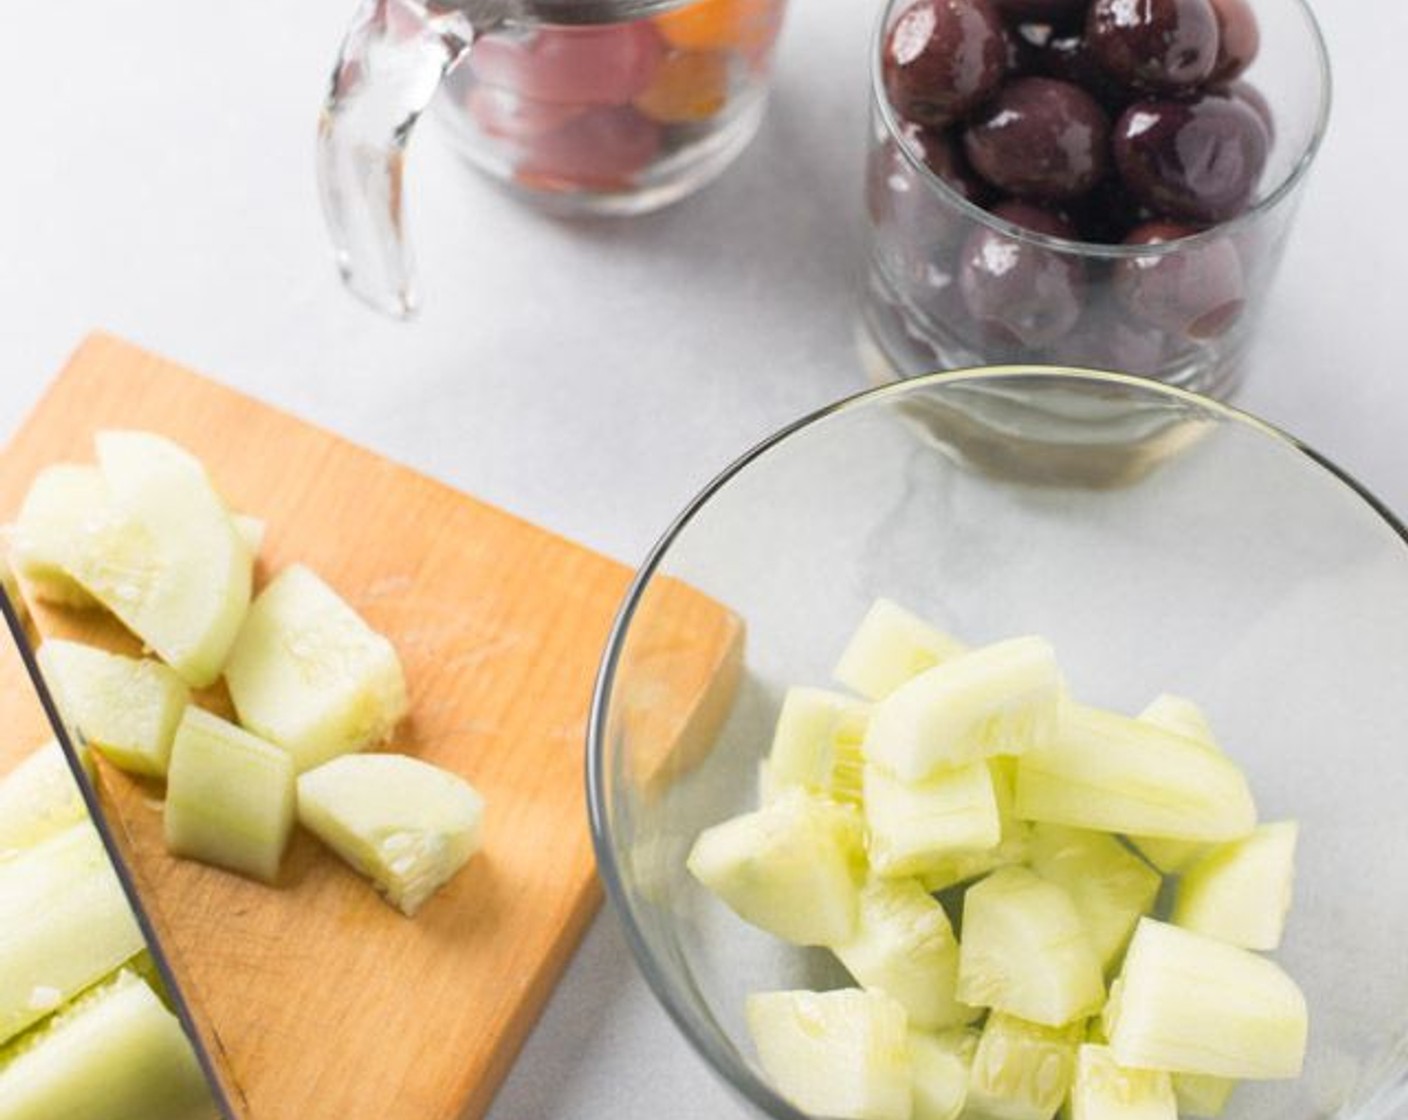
[317,0,500,317]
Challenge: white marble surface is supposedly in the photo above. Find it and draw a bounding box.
[1,1,1406,1117]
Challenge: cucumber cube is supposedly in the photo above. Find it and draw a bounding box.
[745,988,912,1120]
[1015,703,1256,843]
[63,432,253,688]
[0,741,90,856]
[910,1027,977,1120]
[957,866,1104,1027]
[7,463,107,609]
[164,707,296,884]
[1069,1043,1177,1120]
[0,824,145,1046]
[864,636,1061,781]
[1027,824,1161,973]
[832,878,976,1031]
[1127,695,1223,873]
[1173,821,1298,950]
[833,599,967,701]
[297,753,484,916]
[37,638,189,778]
[760,686,869,806]
[864,760,1000,879]
[687,791,862,945]
[918,759,1031,893]
[966,1011,1082,1120]
[0,970,216,1120]
[1105,918,1307,1079]
[224,564,408,773]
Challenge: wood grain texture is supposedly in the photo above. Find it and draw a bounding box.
[0,333,742,1120]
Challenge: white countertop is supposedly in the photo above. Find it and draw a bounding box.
[2,1,1406,1117]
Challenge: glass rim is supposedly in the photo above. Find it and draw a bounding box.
[867,0,1334,261]
[585,364,1408,1120]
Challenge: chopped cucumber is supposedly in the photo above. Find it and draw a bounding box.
[1104,918,1307,1079]
[8,463,107,609]
[956,866,1104,1028]
[832,878,976,1031]
[297,753,484,916]
[1069,1042,1177,1120]
[687,790,862,945]
[832,599,967,701]
[0,741,90,857]
[37,638,189,779]
[863,636,1061,781]
[863,760,1000,879]
[1127,695,1222,873]
[0,824,145,1046]
[910,1027,977,1120]
[163,707,296,884]
[1172,821,1298,950]
[1015,703,1256,843]
[61,432,252,687]
[223,563,408,773]
[918,759,1031,893]
[760,686,869,806]
[966,1011,1082,1120]
[745,988,912,1120]
[0,969,216,1120]
[1171,1072,1237,1117]
[1026,824,1161,974]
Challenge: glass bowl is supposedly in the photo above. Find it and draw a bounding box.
[587,368,1408,1120]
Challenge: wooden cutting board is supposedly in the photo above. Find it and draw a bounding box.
[0,333,742,1120]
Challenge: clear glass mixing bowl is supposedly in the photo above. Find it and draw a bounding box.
[587,368,1408,1120]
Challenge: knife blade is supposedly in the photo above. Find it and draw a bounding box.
[0,584,237,1119]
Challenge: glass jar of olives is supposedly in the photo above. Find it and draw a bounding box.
[859,0,1330,400]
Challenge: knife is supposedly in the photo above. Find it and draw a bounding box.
[0,584,237,1119]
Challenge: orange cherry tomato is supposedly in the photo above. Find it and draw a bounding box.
[634,51,732,123]
[653,0,782,55]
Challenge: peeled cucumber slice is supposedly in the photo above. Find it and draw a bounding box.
[745,988,912,1120]
[7,463,107,609]
[223,564,408,773]
[1015,702,1256,843]
[966,1011,1082,1120]
[832,599,967,701]
[1172,1072,1237,1117]
[956,866,1104,1028]
[0,823,145,1046]
[687,791,862,946]
[0,741,90,857]
[0,969,216,1120]
[1069,1042,1177,1120]
[864,760,999,879]
[37,638,189,778]
[863,636,1061,782]
[1026,824,1161,973]
[297,753,484,916]
[918,759,1031,893]
[163,707,296,884]
[910,1028,977,1120]
[831,878,976,1031]
[61,432,252,688]
[1104,918,1307,1079]
[1172,821,1298,950]
[760,686,869,806]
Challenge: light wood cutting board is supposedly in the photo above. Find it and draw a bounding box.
[0,333,743,1120]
